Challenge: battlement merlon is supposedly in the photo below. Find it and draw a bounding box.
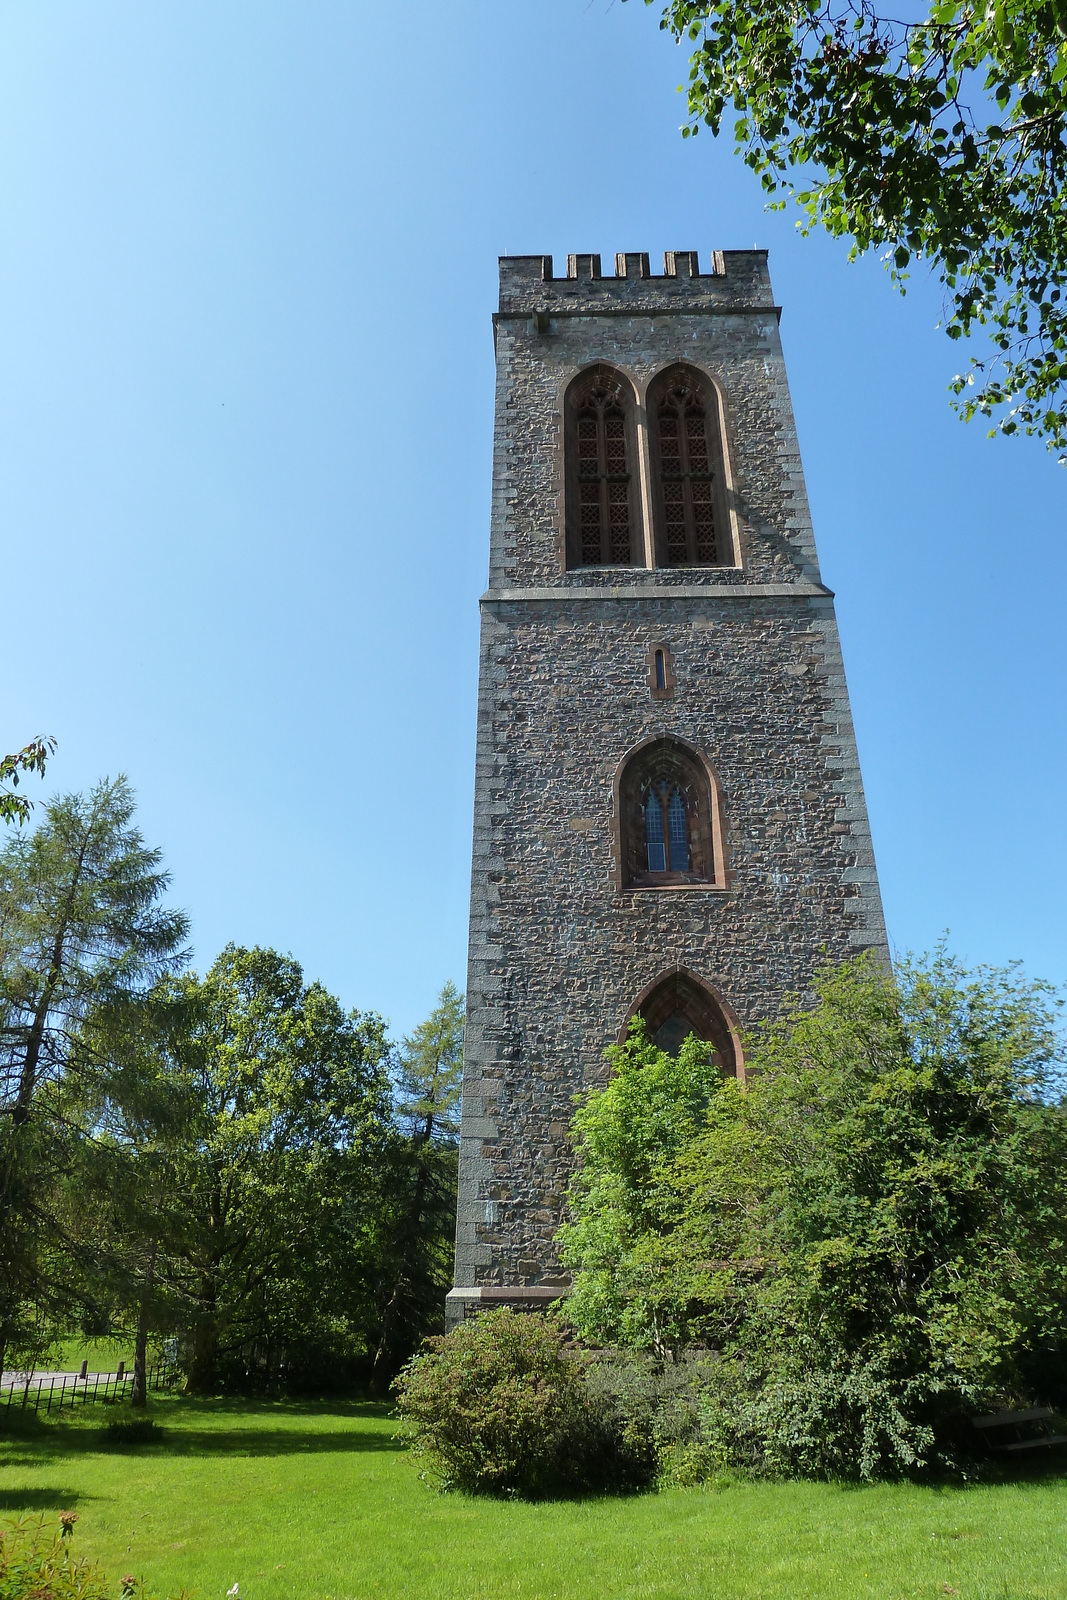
[497,249,777,317]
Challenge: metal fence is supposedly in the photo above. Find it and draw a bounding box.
[1,1361,177,1415]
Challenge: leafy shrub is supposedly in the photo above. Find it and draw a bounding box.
[657,1352,946,1483]
[101,1417,164,1448]
[394,1308,654,1497]
[560,951,1067,1479]
[0,1514,183,1599]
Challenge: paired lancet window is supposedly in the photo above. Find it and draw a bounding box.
[564,362,729,569]
[565,366,637,567]
[644,784,689,873]
[652,370,720,566]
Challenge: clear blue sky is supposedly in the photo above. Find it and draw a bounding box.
[3,2,1064,1036]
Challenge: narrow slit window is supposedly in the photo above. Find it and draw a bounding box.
[655,649,666,690]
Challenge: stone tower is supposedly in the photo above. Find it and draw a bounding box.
[447,249,887,1324]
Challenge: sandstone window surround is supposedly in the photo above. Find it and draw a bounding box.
[646,639,675,699]
[647,363,730,568]
[622,966,745,1079]
[613,735,729,892]
[562,360,739,572]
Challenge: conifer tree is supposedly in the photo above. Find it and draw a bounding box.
[0,777,188,1373]
[371,982,464,1388]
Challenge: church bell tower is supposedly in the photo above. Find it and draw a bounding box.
[448,249,887,1323]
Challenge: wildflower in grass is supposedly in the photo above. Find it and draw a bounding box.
[59,1511,78,1538]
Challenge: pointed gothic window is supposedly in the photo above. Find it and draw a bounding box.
[648,365,730,567]
[615,737,727,890]
[564,365,638,568]
[623,969,743,1078]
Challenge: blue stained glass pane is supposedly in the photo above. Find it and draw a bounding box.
[667,789,689,871]
[645,793,666,872]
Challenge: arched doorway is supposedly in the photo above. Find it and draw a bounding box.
[622,967,743,1078]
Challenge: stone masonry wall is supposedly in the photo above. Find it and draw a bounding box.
[451,251,887,1309]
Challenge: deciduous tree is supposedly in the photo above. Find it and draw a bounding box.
[153,945,396,1391]
[560,952,1067,1474]
[0,738,55,826]
[642,0,1067,454]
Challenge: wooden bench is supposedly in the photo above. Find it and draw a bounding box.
[972,1406,1067,1452]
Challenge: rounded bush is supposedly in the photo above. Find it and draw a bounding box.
[394,1308,652,1497]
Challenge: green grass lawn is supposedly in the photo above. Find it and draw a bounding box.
[1,1394,1065,1600]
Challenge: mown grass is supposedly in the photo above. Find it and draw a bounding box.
[1,1334,136,1373]
[1,1393,1065,1600]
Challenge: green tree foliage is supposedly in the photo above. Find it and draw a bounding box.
[370,982,464,1388]
[0,738,54,827]
[394,980,464,1145]
[0,775,466,1393]
[148,946,396,1391]
[0,778,188,1374]
[74,990,200,1406]
[644,0,1067,454]
[558,1024,725,1358]
[559,953,1067,1476]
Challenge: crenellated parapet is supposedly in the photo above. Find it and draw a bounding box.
[497,249,776,316]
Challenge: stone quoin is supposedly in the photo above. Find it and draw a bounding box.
[447,249,888,1326]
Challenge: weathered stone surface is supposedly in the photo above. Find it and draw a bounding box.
[451,251,887,1313]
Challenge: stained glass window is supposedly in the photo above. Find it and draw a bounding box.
[643,785,690,874]
[644,791,666,872]
[667,788,689,872]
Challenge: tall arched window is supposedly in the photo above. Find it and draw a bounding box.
[614,736,727,890]
[648,364,730,567]
[564,365,639,568]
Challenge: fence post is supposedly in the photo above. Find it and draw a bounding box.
[47,1376,54,1415]
[22,1378,30,1409]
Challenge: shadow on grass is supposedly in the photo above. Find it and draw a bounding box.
[97,1426,404,1458]
[1,1401,404,1462]
[0,1490,89,1512]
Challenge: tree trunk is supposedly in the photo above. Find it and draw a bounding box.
[370,1150,433,1393]
[186,1274,219,1393]
[131,1239,157,1408]
[13,926,69,1127]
